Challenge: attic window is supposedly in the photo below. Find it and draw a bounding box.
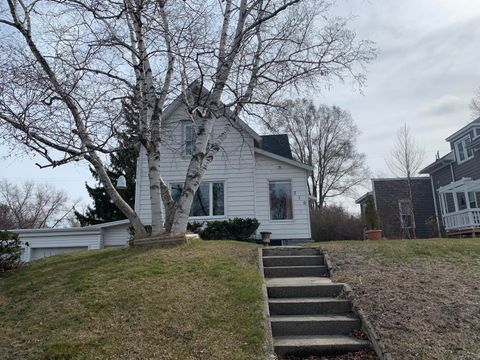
[184,124,197,155]
[454,135,473,164]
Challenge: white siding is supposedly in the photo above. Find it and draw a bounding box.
[102,224,130,247]
[254,153,311,240]
[135,105,256,223]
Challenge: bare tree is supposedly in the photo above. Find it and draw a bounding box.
[0,180,74,229]
[0,203,15,230]
[266,99,368,208]
[386,124,425,239]
[0,0,376,235]
[471,87,480,117]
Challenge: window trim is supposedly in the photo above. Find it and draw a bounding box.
[474,128,480,139]
[454,134,474,164]
[170,180,226,219]
[268,179,294,222]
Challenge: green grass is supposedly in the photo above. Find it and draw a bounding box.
[0,240,266,360]
[313,238,480,263]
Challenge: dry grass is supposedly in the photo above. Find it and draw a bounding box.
[317,238,480,360]
[0,240,266,360]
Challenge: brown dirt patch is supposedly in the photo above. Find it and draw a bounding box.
[320,239,480,360]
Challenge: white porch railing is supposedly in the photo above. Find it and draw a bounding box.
[443,209,480,230]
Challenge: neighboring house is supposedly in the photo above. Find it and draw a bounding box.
[15,94,313,261]
[356,178,437,239]
[420,117,480,236]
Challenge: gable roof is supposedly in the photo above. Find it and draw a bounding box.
[162,85,313,169]
[445,117,480,142]
[259,134,293,159]
[162,85,262,142]
[419,151,454,174]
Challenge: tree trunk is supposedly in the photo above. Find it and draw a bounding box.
[147,147,165,234]
[90,153,147,237]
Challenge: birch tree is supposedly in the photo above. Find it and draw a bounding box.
[266,100,368,208]
[0,0,376,235]
[386,124,425,239]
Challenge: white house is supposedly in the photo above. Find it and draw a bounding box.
[14,96,313,261]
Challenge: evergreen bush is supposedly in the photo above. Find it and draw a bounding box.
[0,231,21,272]
[199,218,260,241]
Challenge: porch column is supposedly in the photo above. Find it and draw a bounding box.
[438,192,444,215]
[466,190,475,226]
[452,192,459,212]
[465,190,471,209]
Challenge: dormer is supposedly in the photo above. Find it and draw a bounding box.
[446,117,480,165]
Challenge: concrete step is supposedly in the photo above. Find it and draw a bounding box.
[270,314,361,337]
[263,247,320,257]
[264,265,328,278]
[268,283,344,298]
[274,335,370,357]
[269,297,352,315]
[263,255,324,267]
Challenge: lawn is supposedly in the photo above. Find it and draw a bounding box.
[0,240,266,360]
[318,238,480,360]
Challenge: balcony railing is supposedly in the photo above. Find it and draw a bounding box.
[443,209,480,231]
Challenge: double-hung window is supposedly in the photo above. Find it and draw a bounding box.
[184,124,197,156]
[269,180,293,220]
[171,181,224,217]
[454,135,473,164]
[398,199,414,229]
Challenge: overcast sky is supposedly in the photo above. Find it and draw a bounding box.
[1,0,480,213]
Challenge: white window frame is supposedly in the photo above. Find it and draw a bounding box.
[170,181,226,219]
[268,180,294,222]
[474,128,480,139]
[398,199,415,229]
[454,135,474,164]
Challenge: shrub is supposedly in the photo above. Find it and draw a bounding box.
[310,205,363,241]
[0,231,21,272]
[187,221,204,234]
[199,218,260,241]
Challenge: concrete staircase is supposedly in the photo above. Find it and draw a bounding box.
[262,247,371,358]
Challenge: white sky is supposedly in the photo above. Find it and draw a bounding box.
[1,0,480,213]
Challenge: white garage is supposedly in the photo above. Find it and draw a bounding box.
[14,219,130,262]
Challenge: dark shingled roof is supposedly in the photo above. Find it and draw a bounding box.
[259,134,293,160]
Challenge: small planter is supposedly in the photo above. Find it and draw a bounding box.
[260,231,272,246]
[366,229,382,240]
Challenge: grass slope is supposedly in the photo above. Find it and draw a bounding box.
[0,240,266,360]
[318,238,480,360]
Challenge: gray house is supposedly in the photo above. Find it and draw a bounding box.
[420,117,480,237]
[356,178,438,239]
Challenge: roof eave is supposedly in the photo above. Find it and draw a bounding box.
[254,148,313,171]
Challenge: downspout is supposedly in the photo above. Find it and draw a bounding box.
[430,176,442,237]
[450,163,455,182]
